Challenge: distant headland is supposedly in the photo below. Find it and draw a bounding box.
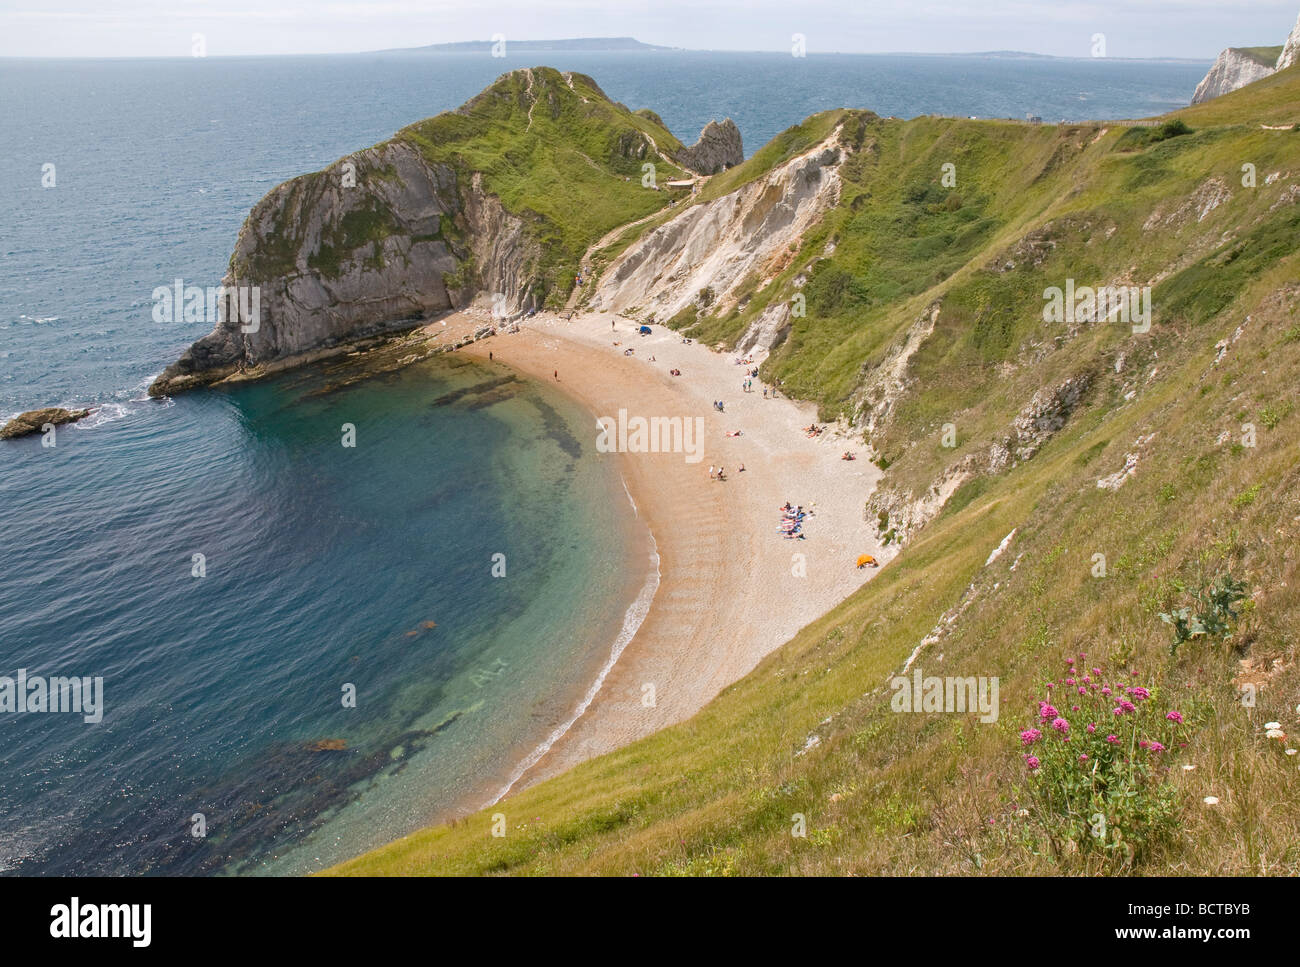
[375,37,676,54]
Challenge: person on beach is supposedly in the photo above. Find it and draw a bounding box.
[708,465,715,480]
[489,351,493,361]
[554,370,558,380]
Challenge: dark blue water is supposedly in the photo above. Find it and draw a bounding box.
[0,50,1208,874]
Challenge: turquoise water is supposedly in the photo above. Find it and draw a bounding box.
[0,349,646,874]
[0,50,1207,874]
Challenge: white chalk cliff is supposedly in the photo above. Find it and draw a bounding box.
[1190,7,1300,104]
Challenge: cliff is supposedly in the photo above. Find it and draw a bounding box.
[1190,6,1300,104]
[674,119,745,174]
[1191,46,1280,103]
[150,68,724,397]
[337,67,1300,877]
[1280,9,1300,69]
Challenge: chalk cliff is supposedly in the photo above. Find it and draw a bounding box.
[1190,7,1300,104]
[1191,47,1279,104]
[1279,10,1300,69]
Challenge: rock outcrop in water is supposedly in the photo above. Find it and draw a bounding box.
[1,407,92,439]
[150,68,717,397]
[675,119,744,175]
[149,142,519,397]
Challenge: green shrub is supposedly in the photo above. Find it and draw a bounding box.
[1158,574,1248,655]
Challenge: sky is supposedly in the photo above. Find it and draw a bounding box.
[1,0,1297,59]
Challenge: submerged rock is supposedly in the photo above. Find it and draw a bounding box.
[0,407,91,440]
[306,738,348,752]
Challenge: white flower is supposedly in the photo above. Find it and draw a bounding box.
[1015,808,1030,818]
[1266,729,1286,740]
[1203,796,1220,805]
[1182,764,1196,771]
[1286,749,1297,756]
[1265,721,1282,730]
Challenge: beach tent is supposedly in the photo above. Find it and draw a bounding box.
[639,325,652,335]
[856,554,878,568]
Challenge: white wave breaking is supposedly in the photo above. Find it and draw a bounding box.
[483,475,660,808]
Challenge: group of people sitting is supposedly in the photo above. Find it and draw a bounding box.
[669,368,682,376]
[804,424,824,438]
[779,502,808,540]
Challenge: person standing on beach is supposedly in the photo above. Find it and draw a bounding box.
[554,370,558,380]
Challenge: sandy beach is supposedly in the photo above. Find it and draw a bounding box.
[425,308,890,796]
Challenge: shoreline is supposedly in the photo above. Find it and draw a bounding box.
[482,483,661,809]
[438,307,892,800]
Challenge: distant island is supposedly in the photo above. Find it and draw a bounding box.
[377,37,675,54]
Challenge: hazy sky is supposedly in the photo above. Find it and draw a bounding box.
[2,0,1297,59]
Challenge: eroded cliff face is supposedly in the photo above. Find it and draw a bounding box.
[149,141,540,396]
[1192,48,1276,104]
[1280,11,1300,69]
[590,131,845,327]
[675,119,744,175]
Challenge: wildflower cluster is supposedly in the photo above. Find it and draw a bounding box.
[1018,655,1188,864]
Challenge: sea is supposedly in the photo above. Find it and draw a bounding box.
[0,49,1209,874]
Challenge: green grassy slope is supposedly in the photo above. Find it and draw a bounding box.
[334,69,1300,876]
[397,68,690,302]
[241,68,690,308]
[1234,46,1285,68]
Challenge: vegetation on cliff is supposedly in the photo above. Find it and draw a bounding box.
[393,67,691,302]
[332,67,1300,876]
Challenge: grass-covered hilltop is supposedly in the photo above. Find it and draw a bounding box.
[330,64,1300,875]
[149,67,721,396]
